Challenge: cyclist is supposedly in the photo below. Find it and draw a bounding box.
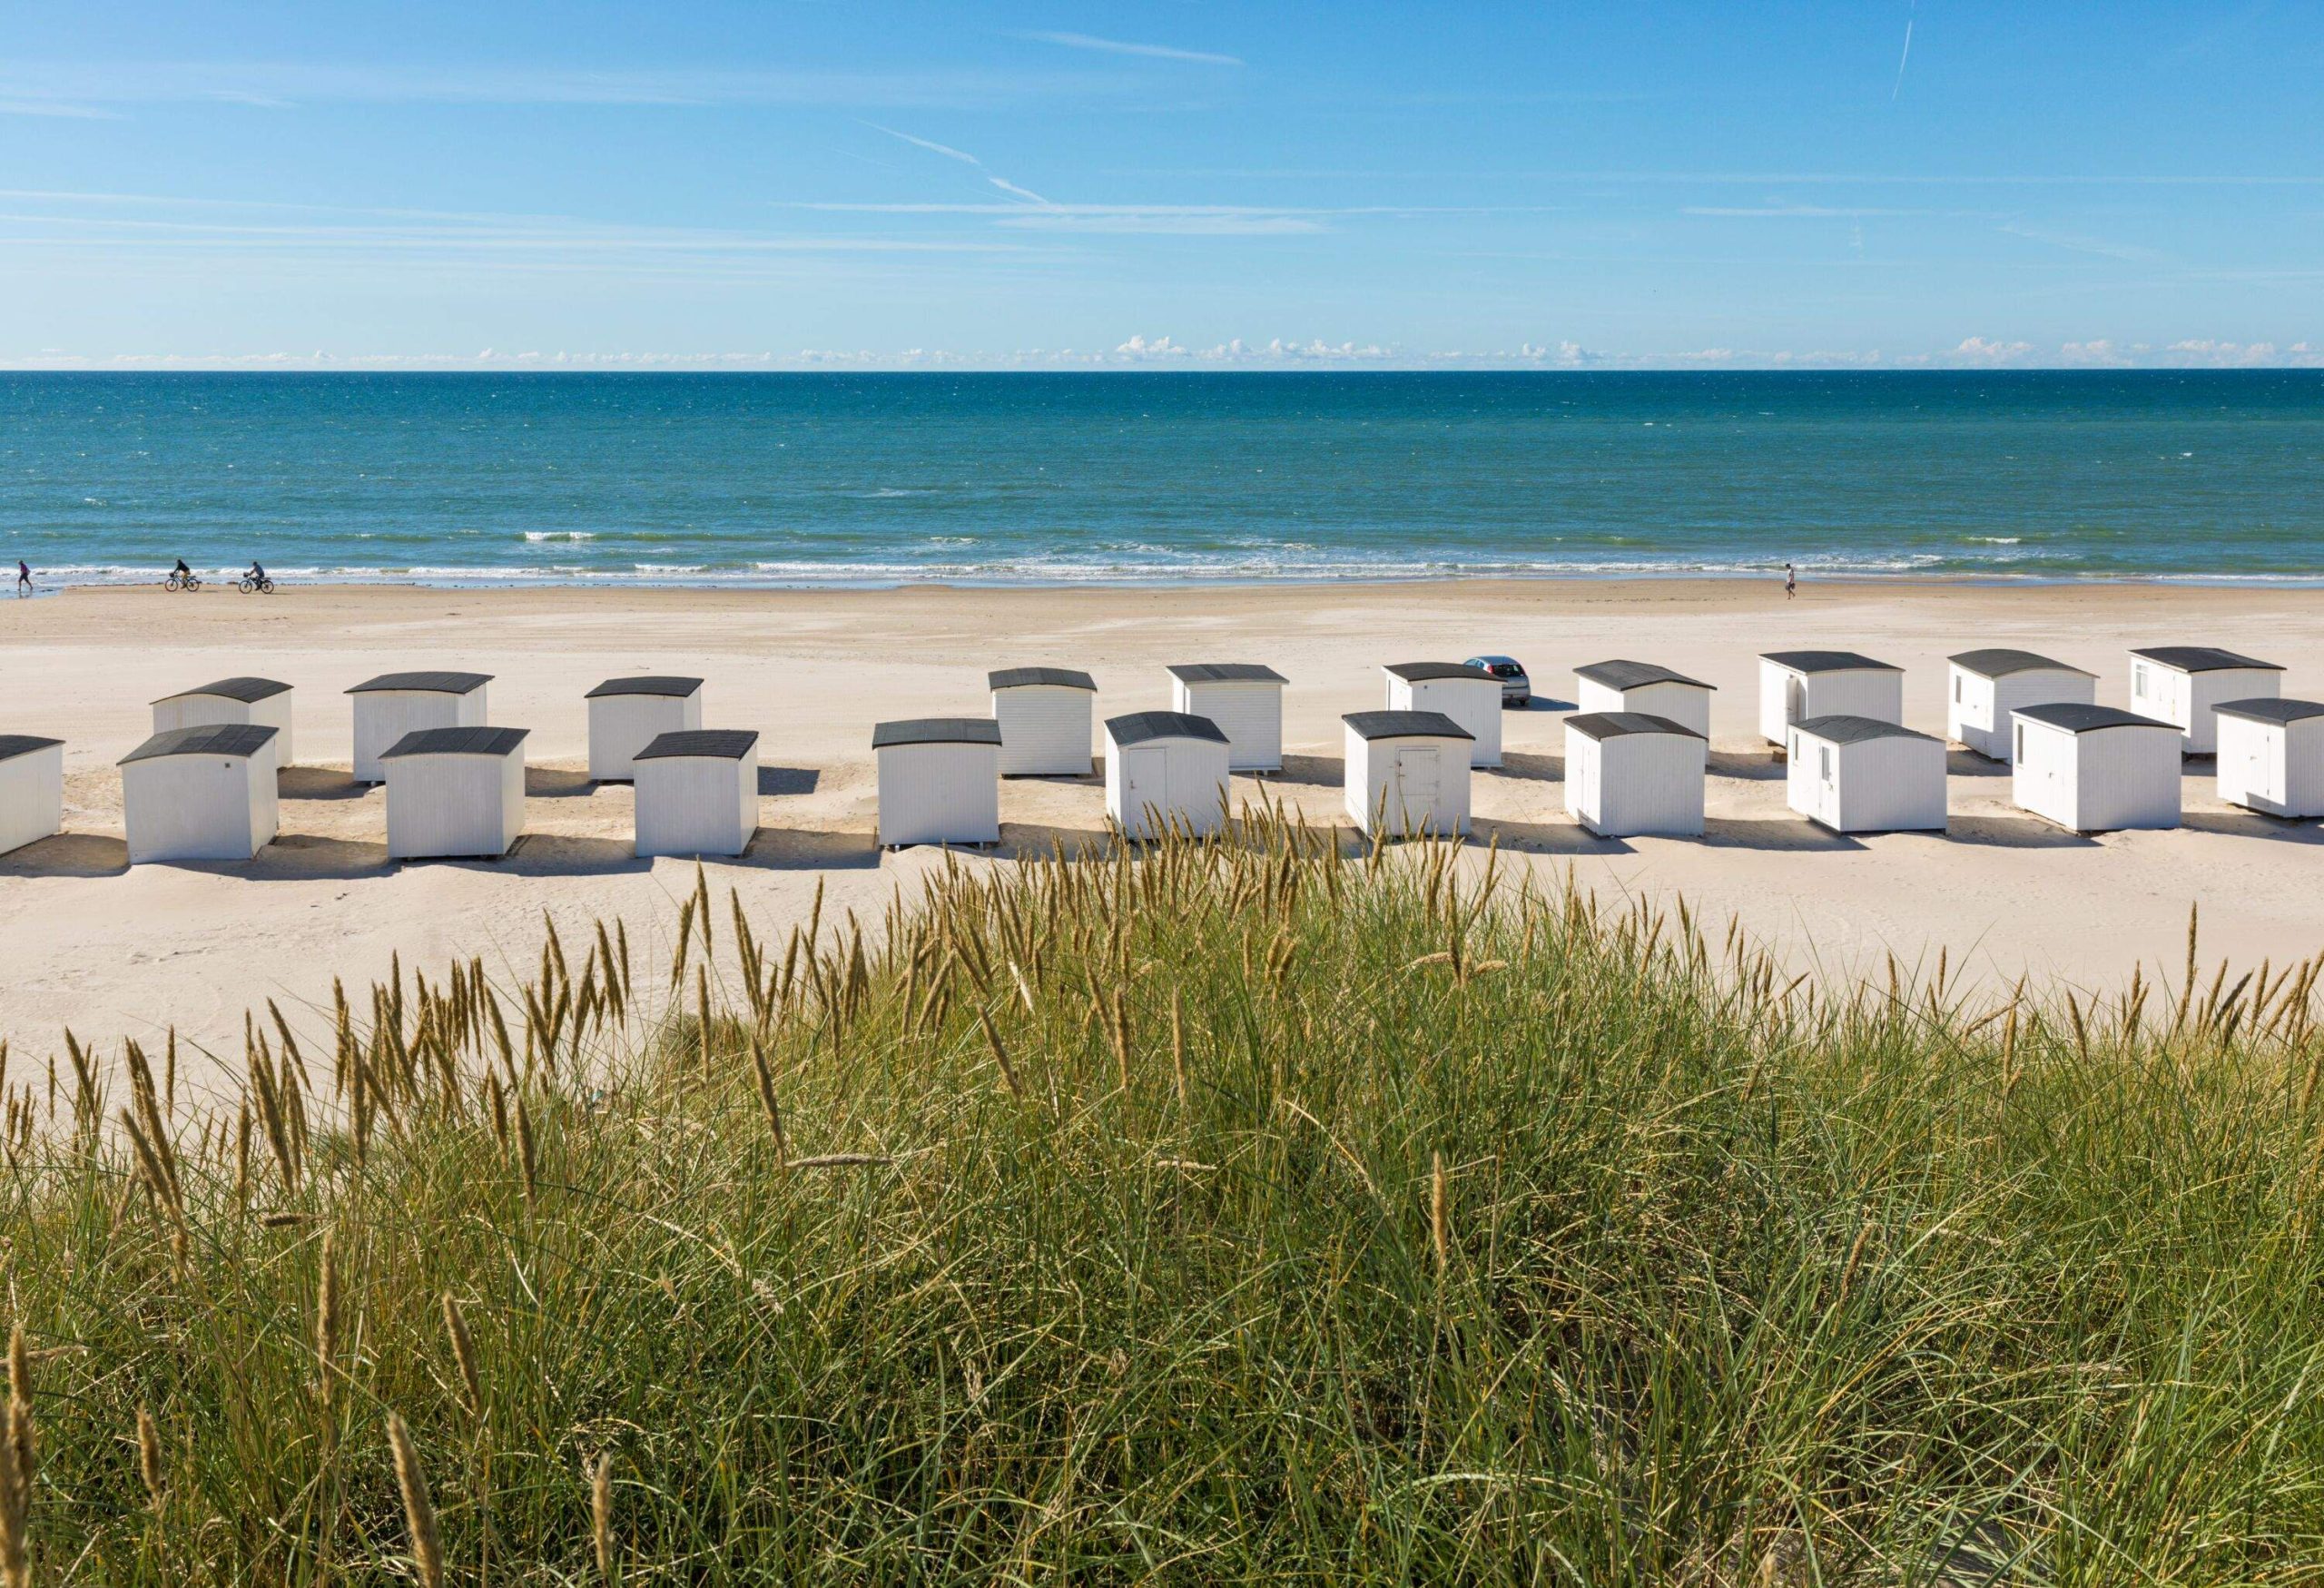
[172,557,192,585]
[247,559,268,588]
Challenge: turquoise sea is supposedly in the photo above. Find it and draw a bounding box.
[3,370,2320,587]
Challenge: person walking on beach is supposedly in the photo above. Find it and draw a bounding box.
[1784,562,1797,599]
[14,560,27,597]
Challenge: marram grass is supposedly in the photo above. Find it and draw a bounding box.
[2,812,2322,1583]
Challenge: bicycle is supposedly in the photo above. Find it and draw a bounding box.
[165,571,202,592]
[238,575,277,595]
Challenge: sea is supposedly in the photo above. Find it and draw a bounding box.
[3,370,2320,587]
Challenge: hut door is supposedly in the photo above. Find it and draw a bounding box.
[1394,746,1440,831]
[2250,734,2280,804]
[1123,746,1167,833]
[1787,676,1807,725]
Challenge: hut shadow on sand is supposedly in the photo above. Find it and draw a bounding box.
[277,765,373,802]
[1469,816,1630,857]
[0,831,129,879]
[1494,750,1563,783]
[1699,817,1866,853]
[757,765,821,797]
[1942,814,2099,850]
[1265,753,1344,788]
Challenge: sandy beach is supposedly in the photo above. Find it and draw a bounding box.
[4,576,2320,1100]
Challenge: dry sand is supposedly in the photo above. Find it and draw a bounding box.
[4,577,2320,1100]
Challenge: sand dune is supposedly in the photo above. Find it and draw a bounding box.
[4,577,2320,1099]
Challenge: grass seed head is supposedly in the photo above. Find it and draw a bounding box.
[387,1411,445,1588]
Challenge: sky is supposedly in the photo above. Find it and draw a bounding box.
[2,2,2319,370]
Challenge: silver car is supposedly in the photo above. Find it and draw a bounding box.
[1465,655,1531,707]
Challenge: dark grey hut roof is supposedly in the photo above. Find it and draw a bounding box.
[635,728,759,762]
[1167,663,1286,686]
[1384,661,1498,685]
[1107,710,1228,748]
[1564,711,1705,743]
[1344,709,1474,743]
[346,670,492,696]
[1761,650,1901,675]
[2130,646,2283,674]
[0,735,63,764]
[989,666,1098,693]
[380,726,529,760]
[872,717,1004,750]
[152,676,291,705]
[1791,715,1936,746]
[1948,648,2094,680]
[1575,659,1715,692]
[585,675,704,699]
[2012,703,2165,735]
[2214,697,2324,728]
[119,723,279,764]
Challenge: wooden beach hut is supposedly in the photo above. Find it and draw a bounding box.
[119,724,281,863]
[1104,711,1230,840]
[0,735,64,857]
[1945,649,2096,763]
[1384,662,1503,768]
[633,729,759,858]
[873,717,1001,849]
[990,666,1098,777]
[152,676,296,765]
[381,726,529,861]
[1343,710,1473,839]
[1563,713,1706,838]
[349,671,491,783]
[586,676,704,782]
[1758,652,1904,747]
[1574,660,1715,739]
[2128,646,2285,755]
[2011,703,2181,833]
[1785,715,1946,833]
[1167,664,1285,774]
[2214,698,2324,819]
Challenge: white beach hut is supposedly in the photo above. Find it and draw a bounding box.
[1167,664,1286,774]
[152,676,297,765]
[119,724,281,863]
[349,671,491,783]
[1105,711,1231,840]
[634,728,760,858]
[2011,704,2181,833]
[586,676,704,782]
[1384,663,1503,768]
[873,717,1001,849]
[379,726,527,861]
[990,666,1098,777]
[2214,698,2324,819]
[1574,660,1716,739]
[0,735,64,857]
[1563,713,1707,838]
[2128,646,2285,755]
[1343,710,1473,839]
[1786,715,1946,833]
[1758,652,1905,746]
[1945,649,2096,763]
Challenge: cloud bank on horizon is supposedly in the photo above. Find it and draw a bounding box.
[1,3,2318,370]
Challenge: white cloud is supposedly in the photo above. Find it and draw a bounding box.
[1951,337,2034,362]
[1019,32,1243,67]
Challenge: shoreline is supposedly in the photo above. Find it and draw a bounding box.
[4,575,2322,1098]
[25,568,2324,594]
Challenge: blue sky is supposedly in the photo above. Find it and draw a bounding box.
[3,3,2319,369]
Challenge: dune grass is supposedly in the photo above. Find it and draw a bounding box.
[2,808,2322,1583]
